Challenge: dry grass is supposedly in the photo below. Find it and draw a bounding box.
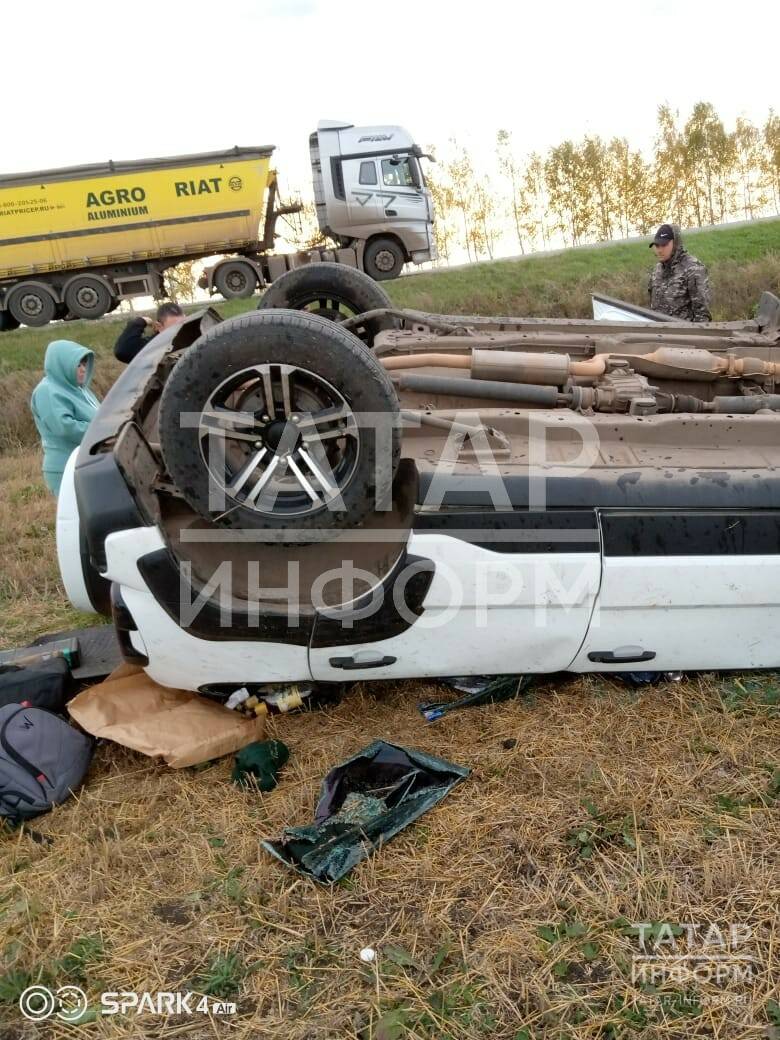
[0,456,779,1039]
[0,450,97,649]
[0,675,778,1039]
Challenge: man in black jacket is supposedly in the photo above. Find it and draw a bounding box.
[113,302,185,364]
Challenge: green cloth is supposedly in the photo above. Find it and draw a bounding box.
[232,739,290,791]
[30,340,99,494]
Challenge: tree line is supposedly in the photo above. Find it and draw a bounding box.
[427,102,780,263]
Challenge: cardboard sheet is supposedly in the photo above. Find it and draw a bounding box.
[67,665,265,768]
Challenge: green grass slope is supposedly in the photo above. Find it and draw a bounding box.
[388,219,780,318]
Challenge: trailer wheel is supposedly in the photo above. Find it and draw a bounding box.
[214,261,258,299]
[363,237,406,281]
[7,283,57,327]
[158,309,400,539]
[258,262,397,347]
[64,277,113,320]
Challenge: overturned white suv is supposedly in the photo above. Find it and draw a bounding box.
[57,264,780,695]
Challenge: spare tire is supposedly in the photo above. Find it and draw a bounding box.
[158,309,400,539]
[257,262,398,347]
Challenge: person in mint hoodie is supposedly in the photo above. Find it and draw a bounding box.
[30,340,100,495]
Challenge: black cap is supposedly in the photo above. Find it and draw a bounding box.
[650,223,675,247]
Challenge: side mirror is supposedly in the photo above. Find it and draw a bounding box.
[412,145,437,163]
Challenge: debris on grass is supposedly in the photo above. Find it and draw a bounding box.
[262,741,469,882]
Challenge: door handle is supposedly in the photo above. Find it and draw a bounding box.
[329,654,397,670]
[384,208,397,216]
[587,647,656,664]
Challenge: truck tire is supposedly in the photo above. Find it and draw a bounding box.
[7,283,57,328]
[214,261,258,299]
[158,309,400,540]
[363,237,406,281]
[258,262,397,347]
[64,277,113,319]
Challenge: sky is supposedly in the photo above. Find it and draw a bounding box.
[2,0,777,199]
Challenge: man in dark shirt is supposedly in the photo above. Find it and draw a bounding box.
[113,302,185,364]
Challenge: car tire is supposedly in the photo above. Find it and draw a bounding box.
[158,308,400,539]
[214,261,258,299]
[363,237,406,281]
[257,262,397,347]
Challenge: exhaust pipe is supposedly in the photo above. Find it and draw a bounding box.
[383,346,780,385]
[395,372,562,406]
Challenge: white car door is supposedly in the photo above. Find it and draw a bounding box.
[309,512,601,682]
[571,510,780,672]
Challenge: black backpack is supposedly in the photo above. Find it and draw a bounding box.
[0,704,94,824]
[0,658,71,712]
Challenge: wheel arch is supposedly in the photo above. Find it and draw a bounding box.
[7,278,62,305]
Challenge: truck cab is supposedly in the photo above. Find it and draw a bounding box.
[310,121,436,280]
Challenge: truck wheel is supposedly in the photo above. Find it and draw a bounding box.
[7,283,57,327]
[258,262,397,347]
[214,261,258,299]
[64,277,113,319]
[363,237,406,281]
[158,309,400,539]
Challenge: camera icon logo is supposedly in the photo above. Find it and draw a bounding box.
[19,984,88,1023]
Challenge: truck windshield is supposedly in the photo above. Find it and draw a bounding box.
[381,157,418,189]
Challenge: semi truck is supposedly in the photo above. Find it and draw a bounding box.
[0,120,436,330]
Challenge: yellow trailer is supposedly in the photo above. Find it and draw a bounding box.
[0,147,275,326]
[0,121,436,330]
